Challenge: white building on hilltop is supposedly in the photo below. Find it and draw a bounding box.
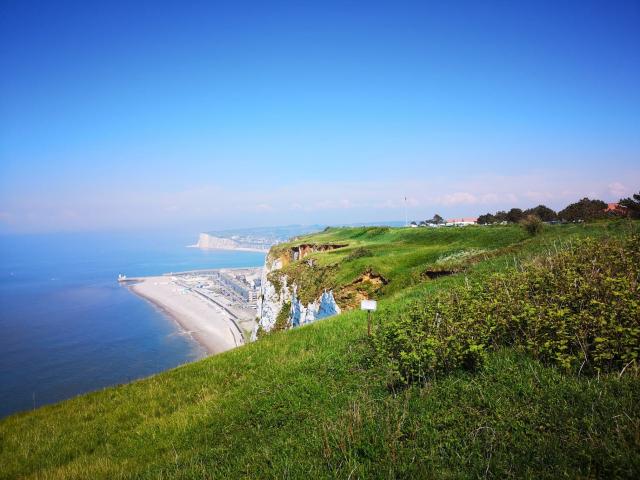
[445,217,478,227]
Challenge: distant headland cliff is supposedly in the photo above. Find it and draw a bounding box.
[191,225,325,252]
[193,233,268,252]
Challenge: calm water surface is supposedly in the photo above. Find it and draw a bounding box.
[0,232,265,418]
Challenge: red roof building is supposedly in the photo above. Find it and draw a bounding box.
[605,203,628,215]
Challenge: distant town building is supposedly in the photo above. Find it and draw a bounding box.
[445,217,478,226]
[216,271,260,306]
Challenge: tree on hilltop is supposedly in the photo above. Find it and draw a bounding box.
[524,205,557,222]
[506,208,524,223]
[426,214,444,225]
[619,191,640,219]
[494,211,508,223]
[477,213,496,225]
[558,198,607,222]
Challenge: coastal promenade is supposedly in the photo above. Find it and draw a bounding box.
[178,281,246,343]
[128,268,261,355]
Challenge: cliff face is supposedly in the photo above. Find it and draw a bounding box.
[254,257,290,336]
[290,289,341,327]
[252,249,341,339]
[196,233,240,250]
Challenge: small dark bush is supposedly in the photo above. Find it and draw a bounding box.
[372,235,640,384]
[347,247,372,261]
[521,214,544,236]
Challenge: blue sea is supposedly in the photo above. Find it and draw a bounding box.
[0,232,265,418]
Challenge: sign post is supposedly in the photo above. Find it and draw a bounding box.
[360,299,377,336]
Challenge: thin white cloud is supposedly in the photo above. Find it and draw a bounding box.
[438,192,478,206]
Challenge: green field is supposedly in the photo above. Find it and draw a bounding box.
[1,222,638,479]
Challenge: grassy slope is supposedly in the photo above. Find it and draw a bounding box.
[268,224,530,306]
[1,222,638,479]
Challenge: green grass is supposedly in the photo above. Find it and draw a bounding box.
[270,221,635,306]
[1,221,638,479]
[269,224,525,307]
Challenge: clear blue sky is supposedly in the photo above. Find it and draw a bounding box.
[1,0,639,233]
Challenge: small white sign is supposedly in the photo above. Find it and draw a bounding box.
[360,300,377,311]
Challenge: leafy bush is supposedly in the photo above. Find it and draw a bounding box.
[521,214,544,236]
[372,235,640,384]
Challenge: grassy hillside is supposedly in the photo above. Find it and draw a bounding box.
[1,222,638,479]
[267,224,530,307]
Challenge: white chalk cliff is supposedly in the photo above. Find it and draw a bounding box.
[252,251,341,340]
[290,288,341,327]
[254,257,290,337]
[196,233,240,250]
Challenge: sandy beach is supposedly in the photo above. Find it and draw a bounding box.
[130,276,244,355]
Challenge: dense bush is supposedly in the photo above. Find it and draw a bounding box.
[521,214,544,236]
[347,247,373,260]
[477,213,496,225]
[558,197,607,222]
[524,204,558,222]
[372,235,640,383]
[620,191,640,219]
[506,207,525,223]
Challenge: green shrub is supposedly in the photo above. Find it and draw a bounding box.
[521,214,544,236]
[372,235,640,384]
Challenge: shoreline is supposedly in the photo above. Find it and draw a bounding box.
[129,276,244,355]
[131,288,208,358]
[186,245,269,253]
